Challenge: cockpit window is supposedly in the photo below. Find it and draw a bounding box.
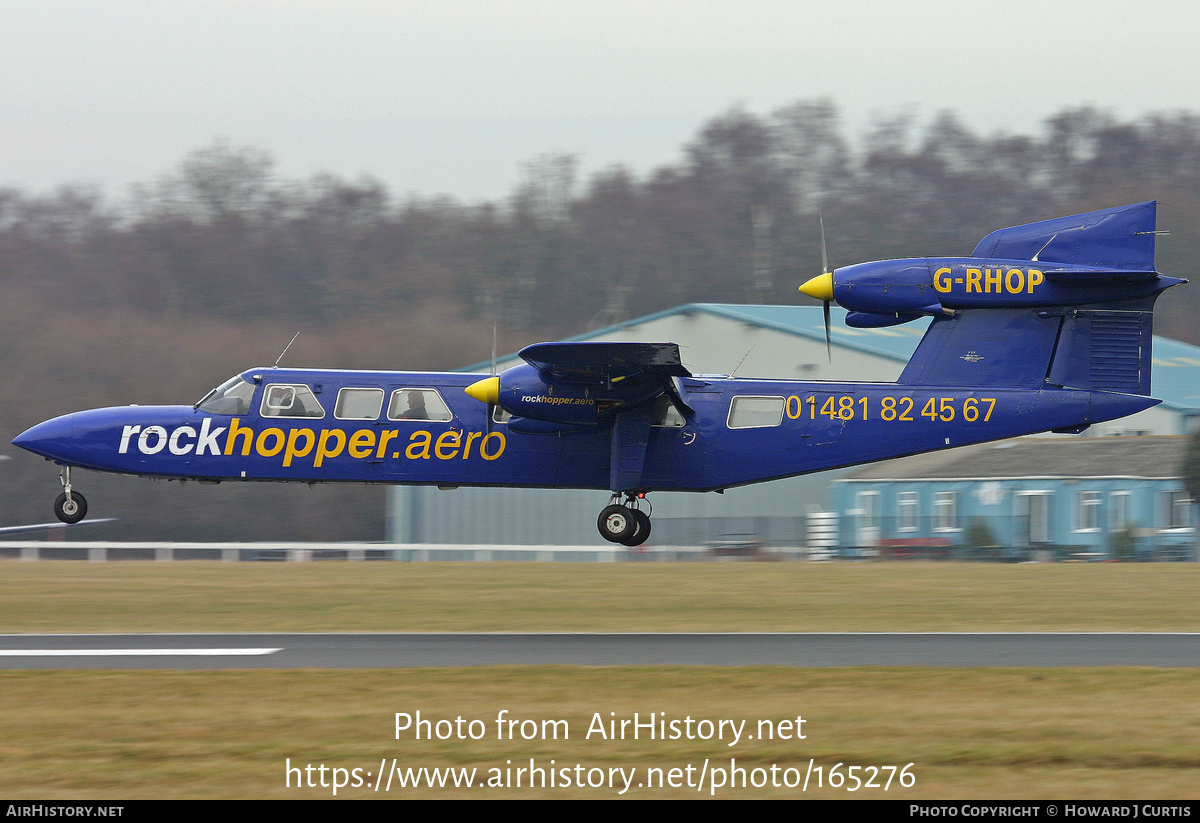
[261,384,326,418]
[196,375,257,415]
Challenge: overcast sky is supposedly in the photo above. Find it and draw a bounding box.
[2,0,1198,202]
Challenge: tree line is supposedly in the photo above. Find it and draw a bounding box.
[3,101,1199,345]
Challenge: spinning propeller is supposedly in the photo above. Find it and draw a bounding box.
[798,215,835,361]
[465,322,502,420]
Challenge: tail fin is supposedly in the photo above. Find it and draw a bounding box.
[802,202,1186,394]
[898,294,1160,393]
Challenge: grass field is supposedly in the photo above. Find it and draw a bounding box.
[2,560,1199,633]
[2,560,1198,799]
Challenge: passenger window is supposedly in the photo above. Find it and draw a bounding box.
[651,394,685,427]
[388,388,453,422]
[335,388,384,420]
[727,396,784,429]
[261,384,325,418]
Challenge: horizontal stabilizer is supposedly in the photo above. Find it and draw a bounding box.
[971,201,1157,270]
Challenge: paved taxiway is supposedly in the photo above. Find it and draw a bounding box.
[1,633,1199,669]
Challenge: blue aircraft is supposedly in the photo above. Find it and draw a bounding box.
[12,202,1185,545]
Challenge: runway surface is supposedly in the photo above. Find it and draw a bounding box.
[1,633,1199,669]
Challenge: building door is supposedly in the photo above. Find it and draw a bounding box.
[1015,492,1052,546]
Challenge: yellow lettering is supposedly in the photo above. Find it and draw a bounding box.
[435,431,461,460]
[1028,268,1044,292]
[966,268,982,293]
[225,418,254,456]
[480,431,506,461]
[462,431,482,459]
[406,430,432,460]
[933,267,953,293]
[255,428,285,457]
[282,428,315,467]
[348,429,376,459]
[1005,268,1024,294]
[314,429,347,467]
[376,430,399,459]
[984,267,1001,293]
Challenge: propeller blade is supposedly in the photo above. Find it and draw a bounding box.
[820,213,829,276]
[823,300,832,362]
[490,321,498,377]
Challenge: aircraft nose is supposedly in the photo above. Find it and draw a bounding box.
[12,415,78,462]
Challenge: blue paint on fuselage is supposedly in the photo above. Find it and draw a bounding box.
[12,366,1158,493]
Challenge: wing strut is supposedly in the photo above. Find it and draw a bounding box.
[609,407,653,492]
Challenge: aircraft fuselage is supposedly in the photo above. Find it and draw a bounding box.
[13,367,1157,493]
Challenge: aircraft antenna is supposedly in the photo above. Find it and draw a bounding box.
[1031,233,1058,262]
[731,343,757,378]
[274,332,300,369]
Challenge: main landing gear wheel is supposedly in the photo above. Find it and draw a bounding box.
[620,509,652,547]
[54,491,87,524]
[598,504,636,543]
[598,494,653,546]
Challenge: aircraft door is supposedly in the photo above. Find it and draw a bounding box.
[377,386,472,481]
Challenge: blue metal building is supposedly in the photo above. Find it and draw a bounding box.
[833,437,1196,560]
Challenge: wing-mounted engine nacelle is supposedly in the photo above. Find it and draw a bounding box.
[466,364,600,426]
[466,364,661,427]
[805,257,1181,327]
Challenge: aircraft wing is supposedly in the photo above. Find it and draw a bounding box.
[518,342,692,382]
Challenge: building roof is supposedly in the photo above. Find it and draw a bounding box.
[841,436,1190,481]
[467,303,1200,413]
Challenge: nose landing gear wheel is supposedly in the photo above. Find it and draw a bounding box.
[54,491,87,524]
[598,504,636,543]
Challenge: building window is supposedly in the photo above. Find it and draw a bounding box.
[1075,491,1101,532]
[1161,491,1195,531]
[1015,491,1053,545]
[933,491,958,532]
[1108,491,1131,532]
[897,491,919,532]
[854,490,880,546]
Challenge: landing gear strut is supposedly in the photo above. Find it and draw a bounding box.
[597,493,652,547]
[54,466,87,524]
